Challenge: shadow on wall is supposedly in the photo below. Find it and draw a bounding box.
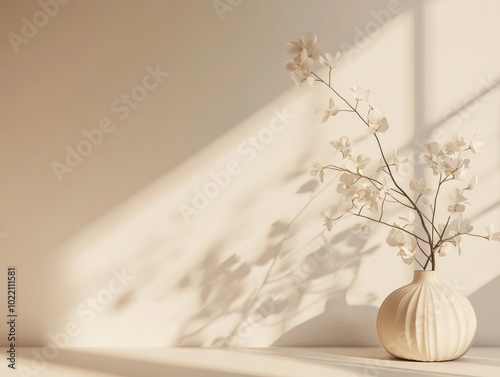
[103,42,500,349]
[175,234,378,347]
[0,0,410,346]
[100,104,386,347]
[468,275,500,347]
[168,175,380,347]
[272,295,379,346]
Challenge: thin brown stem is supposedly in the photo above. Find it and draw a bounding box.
[414,256,425,269]
[312,71,434,266]
[415,238,430,260]
[379,192,387,222]
[352,212,429,244]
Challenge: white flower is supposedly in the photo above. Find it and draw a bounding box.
[420,141,442,162]
[439,237,463,256]
[409,178,434,196]
[351,86,370,101]
[441,156,470,179]
[465,175,478,190]
[452,214,473,234]
[284,49,313,73]
[310,162,325,182]
[386,228,405,248]
[444,134,467,155]
[419,134,472,178]
[337,172,358,198]
[419,141,445,175]
[486,224,500,241]
[439,215,472,256]
[356,184,380,213]
[386,228,417,264]
[351,223,371,239]
[397,245,417,264]
[393,150,409,172]
[354,154,371,173]
[316,98,341,123]
[448,236,463,256]
[448,188,469,213]
[452,236,463,255]
[398,211,416,228]
[378,177,392,194]
[368,108,389,133]
[322,215,333,231]
[329,136,352,158]
[285,49,316,87]
[437,246,447,257]
[409,178,435,204]
[321,206,347,231]
[468,137,484,154]
[337,199,355,213]
[319,52,341,69]
[291,69,315,87]
[287,32,321,60]
[286,36,309,55]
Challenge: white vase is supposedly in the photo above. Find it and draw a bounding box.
[376,270,476,361]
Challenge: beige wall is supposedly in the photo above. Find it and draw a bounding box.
[0,0,499,347]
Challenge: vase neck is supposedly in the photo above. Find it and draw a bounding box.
[412,270,438,283]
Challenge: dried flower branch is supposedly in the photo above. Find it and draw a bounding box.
[285,32,500,270]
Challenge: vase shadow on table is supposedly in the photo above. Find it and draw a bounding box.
[273,273,500,348]
[467,274,500,347]
[272,293,379,346]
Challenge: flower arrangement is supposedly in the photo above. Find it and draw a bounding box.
[285,32,500,270]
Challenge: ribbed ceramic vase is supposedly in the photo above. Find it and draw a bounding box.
[377,271,476,362]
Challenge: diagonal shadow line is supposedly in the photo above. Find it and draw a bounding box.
[469,199,500,221]
[362,59,499,162]
[20,348,259,377]
[288,176,336,227]
[345,77,500,174]
[350,74,500,154]
[430,76,500,131]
